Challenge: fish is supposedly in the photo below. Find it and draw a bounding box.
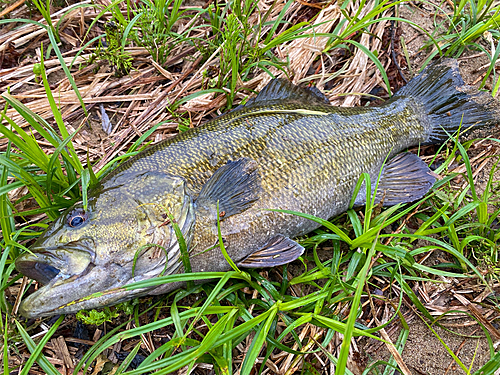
[15,59,500,318]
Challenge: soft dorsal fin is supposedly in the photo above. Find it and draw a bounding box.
[355,152,437,207]
[237,235,304,268]
[196,158,261,219]
[241,79,330,109]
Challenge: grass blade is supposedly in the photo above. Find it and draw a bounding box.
[15,316,64,375]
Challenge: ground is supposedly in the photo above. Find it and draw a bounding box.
[1,0,500,374]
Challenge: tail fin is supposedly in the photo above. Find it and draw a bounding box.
[393,59,500,144]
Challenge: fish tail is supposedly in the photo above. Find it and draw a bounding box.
[393,59,500,144]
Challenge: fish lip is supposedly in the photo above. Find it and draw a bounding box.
[17,263,119,318]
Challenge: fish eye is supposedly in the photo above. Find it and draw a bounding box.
[67,209,88,228]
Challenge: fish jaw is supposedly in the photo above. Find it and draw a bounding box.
[15,242,140,317]
[16,215,195,318]
[16,245,95,285]
[17,261,147,318]
[16,210,196,318]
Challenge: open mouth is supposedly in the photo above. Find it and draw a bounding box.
[15,246,95,285]
[16,259,61,285]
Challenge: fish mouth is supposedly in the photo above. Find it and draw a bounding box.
[16,259,61,285]
[15,241,179,318]
[15,244,95,286]
[16,239,189,318]
[16,257,161,318]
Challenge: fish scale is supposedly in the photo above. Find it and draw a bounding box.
[110,101,423,194]
[130,100,428,279]
[15,59,500,317]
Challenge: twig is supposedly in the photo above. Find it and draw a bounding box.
[12,276,28,315]
[0,0,26,18]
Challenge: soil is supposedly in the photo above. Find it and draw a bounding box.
[365,317,493,374]
[398,3,494,88]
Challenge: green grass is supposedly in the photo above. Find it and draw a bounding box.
[1,0,500,374]
[420,0,500,93]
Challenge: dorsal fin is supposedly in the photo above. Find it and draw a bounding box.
[240,79,330,109]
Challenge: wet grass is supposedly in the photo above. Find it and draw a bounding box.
[1,0,500,374]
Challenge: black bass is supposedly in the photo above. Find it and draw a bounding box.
[16,60,500,318]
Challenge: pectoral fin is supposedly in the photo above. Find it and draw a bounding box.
[237,235,304,268]
[355,152,438,206]
[197,158,261,219]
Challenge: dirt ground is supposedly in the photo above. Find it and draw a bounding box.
[364,318,493,374]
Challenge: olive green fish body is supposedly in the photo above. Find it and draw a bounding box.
[111,99,425,277]
[16,60,500,317]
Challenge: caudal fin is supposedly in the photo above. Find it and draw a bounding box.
[393,59,500,144]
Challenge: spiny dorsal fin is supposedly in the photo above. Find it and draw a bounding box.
[237,235,304,268]
[197,158,261,219]
[240,79,330,109]
[355,152,437,207]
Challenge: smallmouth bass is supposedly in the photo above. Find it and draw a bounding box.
[16,59,500,317]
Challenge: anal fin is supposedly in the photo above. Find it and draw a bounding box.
[237,235,304,268]
[355,152,437,207]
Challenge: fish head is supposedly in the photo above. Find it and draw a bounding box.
[16,171,195,318]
